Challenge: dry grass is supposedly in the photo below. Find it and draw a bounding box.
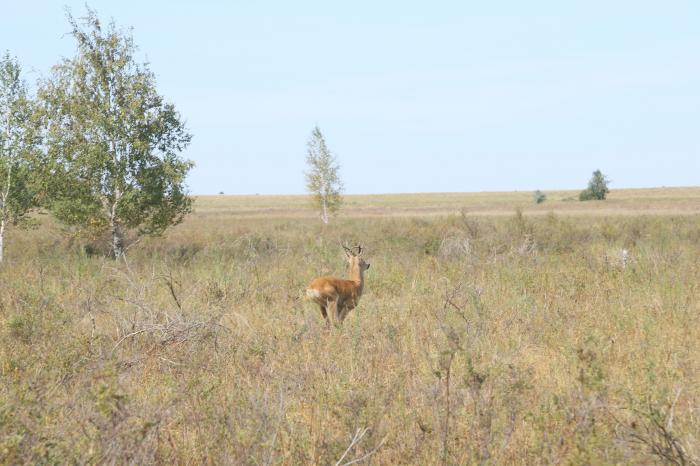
[195,187,700,218]
[1,188,699,465]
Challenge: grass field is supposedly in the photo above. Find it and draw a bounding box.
[1,188,699,464]
[195,187,700,217]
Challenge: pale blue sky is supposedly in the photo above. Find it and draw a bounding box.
[2,1,698,194]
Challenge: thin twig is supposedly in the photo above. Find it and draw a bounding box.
[666,388,682,432]
[336,428,369,466]
[442,356,453,466]
[123,236,142,253]
[111,328,151,353]
[341,436,387,466]
[159,356,185,367]
[162,272,182,310]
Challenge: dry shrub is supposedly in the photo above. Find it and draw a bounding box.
[438,231,472,259]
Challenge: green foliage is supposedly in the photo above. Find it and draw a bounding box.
[7,313,34,342]
[580,170,610,201]
[304,126,343,224]
[579,189,595,201]
[0,52,41,261]
[533,189,546,204]
[37,8,193,257]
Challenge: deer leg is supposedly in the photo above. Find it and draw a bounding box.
[335,299,343,322]
[319,303,328,321]
[326,298,339,326]
[339,300,356,322]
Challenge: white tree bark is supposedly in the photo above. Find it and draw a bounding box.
[0,218,5,263]
[111,220,124,258]
[1,125,11,263]
[0,153,10,264]
[109,193,124,258]
[321,197,329,224]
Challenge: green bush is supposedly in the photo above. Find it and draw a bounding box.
[533,190,546,204]
[580,170,610,201]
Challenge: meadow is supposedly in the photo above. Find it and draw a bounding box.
[1,188,699,465]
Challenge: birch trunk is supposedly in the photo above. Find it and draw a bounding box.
[0,218,5,263]
[321,197,329,224]
[1,127,11,263]
[109,183,124,259]
[111,219,124,259]
[109,194,124,259]
[0,161,10,264]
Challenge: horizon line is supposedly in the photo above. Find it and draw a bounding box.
[191,184,700,197]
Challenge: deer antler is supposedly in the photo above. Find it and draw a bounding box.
[341,244,363,256]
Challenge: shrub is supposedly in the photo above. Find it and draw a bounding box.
[533,190,546,204]
[580,170,610,201]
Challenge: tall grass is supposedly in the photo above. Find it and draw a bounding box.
[1,208,698,464]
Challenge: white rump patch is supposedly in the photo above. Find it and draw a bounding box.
[306,288,321,299]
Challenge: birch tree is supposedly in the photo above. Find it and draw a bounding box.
[304,126,343,224]
[0,53,38,263]
[580,170,610,201]
[38,9,193,258]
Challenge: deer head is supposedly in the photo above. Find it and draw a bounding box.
[343,244,370,271]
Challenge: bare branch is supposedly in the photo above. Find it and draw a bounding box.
[162,272,182,310]
[335,428,369,466]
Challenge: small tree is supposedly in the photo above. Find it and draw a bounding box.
[533,190,546,204]
[304,126,343,224]
[580,170,610,201]
[0,52,39,263]
[38,9,193,258]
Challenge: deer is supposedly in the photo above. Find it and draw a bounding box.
[306,245,370,325]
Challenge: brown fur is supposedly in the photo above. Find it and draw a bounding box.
[306,247,370,324]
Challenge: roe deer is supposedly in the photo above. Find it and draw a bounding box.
[306,245,370,324]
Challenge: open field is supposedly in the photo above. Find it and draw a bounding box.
[196,187,700,218]
[1,188,699,464]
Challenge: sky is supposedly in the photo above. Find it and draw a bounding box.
[2,1,698,194]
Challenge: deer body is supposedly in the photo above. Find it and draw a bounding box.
[306,246,370,324]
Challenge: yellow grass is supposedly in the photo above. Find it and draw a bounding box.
[194,186,700,218]
[1,187,699,464]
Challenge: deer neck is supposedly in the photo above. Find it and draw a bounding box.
[349,263,365,294]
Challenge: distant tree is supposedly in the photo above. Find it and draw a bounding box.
[0,52,40,263]
[533,190,546,204]
[580,170,610,201]
[37,9,193,258]
[304,126,343,224]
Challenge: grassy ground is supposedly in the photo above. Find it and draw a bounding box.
[195,186,700,218]
[1,188,699,464]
